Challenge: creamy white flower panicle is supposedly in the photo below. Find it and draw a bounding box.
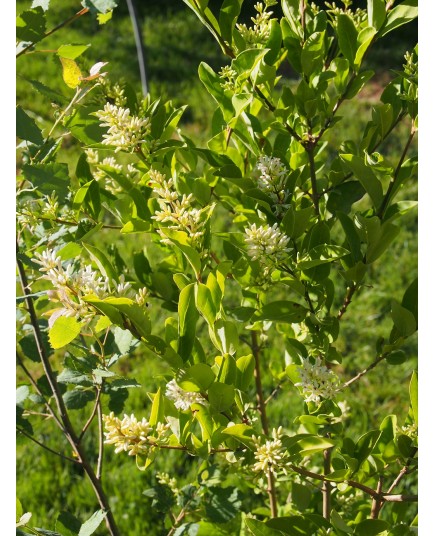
[85,149,141,194]
[95,102,149,152]
[245,222,290,263]
[219,65,238,91]
[256,156,289,213]
[236,1,276,48]
[102,412,170,456]
[296,357,340,404]
[148,169,213,247]
[165,379,204,411]
[33,249,146,324]
[156,472,179,493]
[252,427,288,475]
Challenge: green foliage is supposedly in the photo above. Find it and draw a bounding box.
[16,0,418,534]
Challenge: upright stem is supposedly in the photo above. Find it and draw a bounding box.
[251,331,278,517]
[306,143,320,216]
[322,447,332,520]
[370,476,384,519]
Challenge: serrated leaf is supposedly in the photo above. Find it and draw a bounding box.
[22,163,70,202]
[49,316,81,349]
[63,389,95,410]
[78,510,107,536]
[81,0,118,14]
[16,7,46,43]
[16,106,43,145]
[56,511,81,536]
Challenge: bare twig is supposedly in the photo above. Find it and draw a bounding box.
[322,447,332,520]
[341,354,388,390]
[337,284,358,320]
[17,427,80,464]
[370,476,384,519]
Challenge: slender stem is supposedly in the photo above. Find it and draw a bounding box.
[341,354,387,390]
[96,396,104,480]
[251,331,278,517]
[288,464,417,502]
[17,427,80,464]
[337,284,358,320]
[36,216,122,229]
[251,331,269,436]
[79,388,102,443]
[17,8,90,58]
[322,448,332,520]
[306,143,320,216]
[377,123,416,219]
[167,508,187,536]
[370,476,384,519]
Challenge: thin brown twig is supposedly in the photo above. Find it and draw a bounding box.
[341,354,388,390]
[96,395,104,480]
[17,427,80,465]
[337,284,358,320]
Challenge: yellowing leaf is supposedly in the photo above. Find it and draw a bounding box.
[60,57,82,88]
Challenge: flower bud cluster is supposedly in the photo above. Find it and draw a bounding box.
[236,2,276,47]
[156,472,179,494]
[255,155,290,214]
[252,427,288,475]
[95,102,150,153]
[103,412,171,456]
[148,169,213,247]
[244,223,290,270]
[219,65,238,91]
[165,379,205,411]
[295,357,340,404]
[33,249,148,323]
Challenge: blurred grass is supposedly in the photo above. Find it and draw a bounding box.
[16,1,417,533]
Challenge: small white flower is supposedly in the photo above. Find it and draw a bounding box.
[295,357,340,404]
[244,222,290,262]
[252,427,287,475]
[165,379,204,411]
[255,155,289,212]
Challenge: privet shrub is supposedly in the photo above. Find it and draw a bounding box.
[16,1,418,535]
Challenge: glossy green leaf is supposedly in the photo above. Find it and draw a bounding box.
[195,283,217,326]
[245,518,282,536]
[390,300,416,340]
[379,0,418,37]
[336,14,359,65]
[236,354,255,391]
[82,243,117,282]
[49,316,81,349]
[149,388,165,426]
[179,363,215,391]
[208,382,235,412]
[256,301,307,323]
[340,154,383,210]
[353,519,389,535]
[57,44,90,60]
[219,0,242,45]
[56,512,81,536]
[209,319,238,355]
[178,284,199,361]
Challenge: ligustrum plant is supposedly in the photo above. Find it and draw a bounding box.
[16,0,418,535]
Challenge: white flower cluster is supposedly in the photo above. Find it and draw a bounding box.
[103,412,171,456]
[256,156,289,213]
[33,249,148,324]
[236,1,276,47]
[148,169,213,247]
[85,149,140,194]
[165,379,204,411]
[295,357,340,404]
[400,422,418,441]
[95,102,150,153]
[244,223,290,265]
[156,472,179,493]
[252,427,288,475]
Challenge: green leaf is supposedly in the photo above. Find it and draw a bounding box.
[208,382,235,412]
[149,388,165,426]
[209,319,238,355]
[81,0,118,15]
[22,163,70,202]
[198,62,233,121]
[353,519,389,535]
[179,364,215,391]
[195,283,217,326]
[354,26,376,68]
[23,78,67,105]
[32,0,51,10]
[191,403,213,441]
[379,0,418,37]
[16,106,43,145]
[298,245,350,270]
[57,44,90,60]
[256,301,307,323]
[390,300,416,340]
[340,154,383,210]
[219,0,243,45]
[330,510,352,534]
[222,424,255,444]
[73,180,101,220]
[78,509,107,536]
[354,430,381,463]
[178,284,199,361]
[63,389,95,410]
[368,0,386,30]
[49,316,82,349]
[16,385,30,405]
[56,512,81,536]
[236,354,255,391]
[409,371,418,426]
[160,229,202,278]
[336,14,359,66]
[266,514,332,535]
[65,105,106,145]
[204,486,241,523]
[291,482,312,511]
[16,7,46,43]
[82,243,117,282]
[245,518,282,535]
